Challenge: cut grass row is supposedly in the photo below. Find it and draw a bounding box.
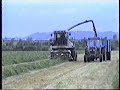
[2,50,84,79]
[2,51,48,66]
[2,58,67,79]
[2,50,84,66]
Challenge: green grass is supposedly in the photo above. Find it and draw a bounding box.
[2,50,84,66]
[2,50,84,79]
[56,81,68,89]
[112,59,119,89]
[2,59,66,79]
[2,51,48,66]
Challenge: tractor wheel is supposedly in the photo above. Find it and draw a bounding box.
[91,57,94,61]
[107,52,111,60]
[87,57,90,62]
[89,57,94,62]
[99,55,103,62]
[84,55,86,62]
[103,54,105,61]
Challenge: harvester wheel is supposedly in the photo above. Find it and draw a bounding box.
[50,54,54,59]
[69,58,73,61]
[71,49,75,61]
[75,53,77,61]
[74,54,77,61]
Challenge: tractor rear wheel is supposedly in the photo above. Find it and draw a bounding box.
[85,56,90,62]
[103,54,105,61]
[84,55,86,62]
[90,57,94,61]
[99,55,103,62]
[107,52,111,60]
[87,57,90,62]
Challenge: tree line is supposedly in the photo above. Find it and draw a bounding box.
[2,35,119,51]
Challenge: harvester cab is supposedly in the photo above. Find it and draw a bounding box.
[50,30,77,61]
[50,31,69,46]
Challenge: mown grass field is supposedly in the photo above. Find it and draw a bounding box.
[2,50,84,66]
[2,51,67,79]
[2,51,49,66]
[112,55,119,89]
[2,50,119,89]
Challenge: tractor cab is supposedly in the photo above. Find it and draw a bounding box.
[84,37,111,62]
[87,39,101,47]
[85,37,102,55]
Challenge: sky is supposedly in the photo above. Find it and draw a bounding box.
[2,0,119,38]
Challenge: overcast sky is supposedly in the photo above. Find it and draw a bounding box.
[2,0,119,38]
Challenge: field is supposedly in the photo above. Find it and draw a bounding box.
[2,51,67,79]
[2,51,49,66]
[2,51,119,89]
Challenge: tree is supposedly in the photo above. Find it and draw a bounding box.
[113,34,118,40]
[15,39,23,50]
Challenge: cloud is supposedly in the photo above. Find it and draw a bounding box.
[3,0,119,4]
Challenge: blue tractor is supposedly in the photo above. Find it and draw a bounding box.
[84,37,111,62]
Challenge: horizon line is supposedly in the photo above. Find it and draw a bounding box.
[2,30,118,39]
